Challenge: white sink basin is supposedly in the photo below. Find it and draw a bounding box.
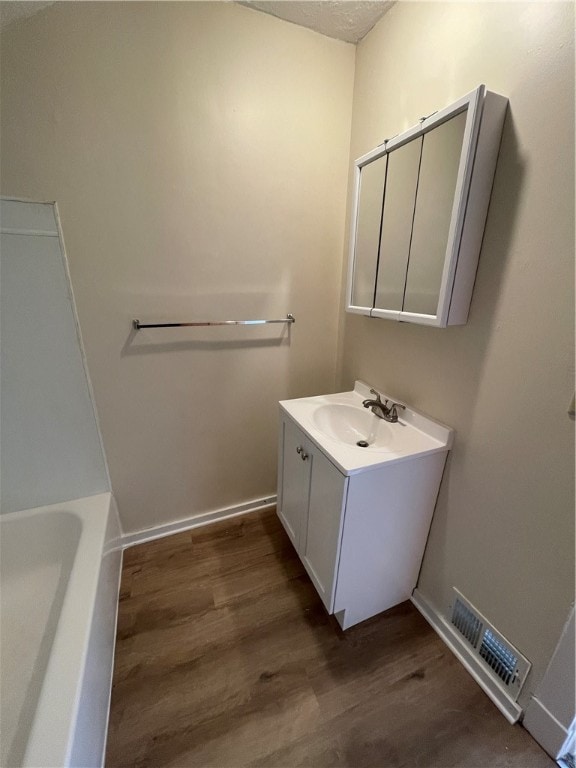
[312,403,395,451]
[280,381,454,476]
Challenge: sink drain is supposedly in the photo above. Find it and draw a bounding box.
[356,440,369,448]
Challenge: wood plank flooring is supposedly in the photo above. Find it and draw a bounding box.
[106,509,552,768]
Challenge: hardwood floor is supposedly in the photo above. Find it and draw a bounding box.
[106,509,552,768]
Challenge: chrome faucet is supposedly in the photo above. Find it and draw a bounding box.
[362,389,406,423]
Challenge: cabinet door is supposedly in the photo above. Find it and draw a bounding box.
[277,417,310,549]
[373,136,422,315]
[402,110,468,317]
[300,447,348,612]
[349,153,387,313]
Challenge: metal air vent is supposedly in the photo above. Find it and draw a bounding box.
[451,597,483,648]
[449,588,531,700]
[479,628,520,686]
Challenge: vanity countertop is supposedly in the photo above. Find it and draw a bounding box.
[280,380,453,476]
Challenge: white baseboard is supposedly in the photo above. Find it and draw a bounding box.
[525,606,575,761]
[411,588,523,724]
[122,495,277,549]
[523,696,570,759]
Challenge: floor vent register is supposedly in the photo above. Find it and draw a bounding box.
[449,588,531,701]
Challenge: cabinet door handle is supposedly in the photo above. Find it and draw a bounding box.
[296,446,309,460]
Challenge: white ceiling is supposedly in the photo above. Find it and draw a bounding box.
[0,1,394,43]
[238,1,394,44]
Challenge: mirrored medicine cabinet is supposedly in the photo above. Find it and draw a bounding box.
[346,85,508,327]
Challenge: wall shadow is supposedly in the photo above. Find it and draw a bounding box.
[120,323,292,356]
[339,105,526,440]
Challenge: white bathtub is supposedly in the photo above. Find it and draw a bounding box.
[0,493,122,768]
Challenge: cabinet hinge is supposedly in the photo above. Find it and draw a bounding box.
[378,133,398,148]
[419,110,438,123]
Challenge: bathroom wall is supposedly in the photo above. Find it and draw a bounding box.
[337,2,574,708]
[2,0,573,718]
[0,199,110,513]
[0,2,355,533]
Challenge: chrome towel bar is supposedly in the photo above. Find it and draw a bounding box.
[132,314,295,330]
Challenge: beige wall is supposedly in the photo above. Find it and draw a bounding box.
[0,2,355,533]
[337,2,574,705]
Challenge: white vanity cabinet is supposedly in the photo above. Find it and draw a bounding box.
[277,385,453,630]
[347,85,508,327]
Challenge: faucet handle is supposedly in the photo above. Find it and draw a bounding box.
[387,401,406,421]
[369,388,383,403]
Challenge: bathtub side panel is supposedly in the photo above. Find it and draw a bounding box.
[69,499,122,767]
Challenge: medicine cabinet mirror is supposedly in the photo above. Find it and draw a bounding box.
[346,85,508,327]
